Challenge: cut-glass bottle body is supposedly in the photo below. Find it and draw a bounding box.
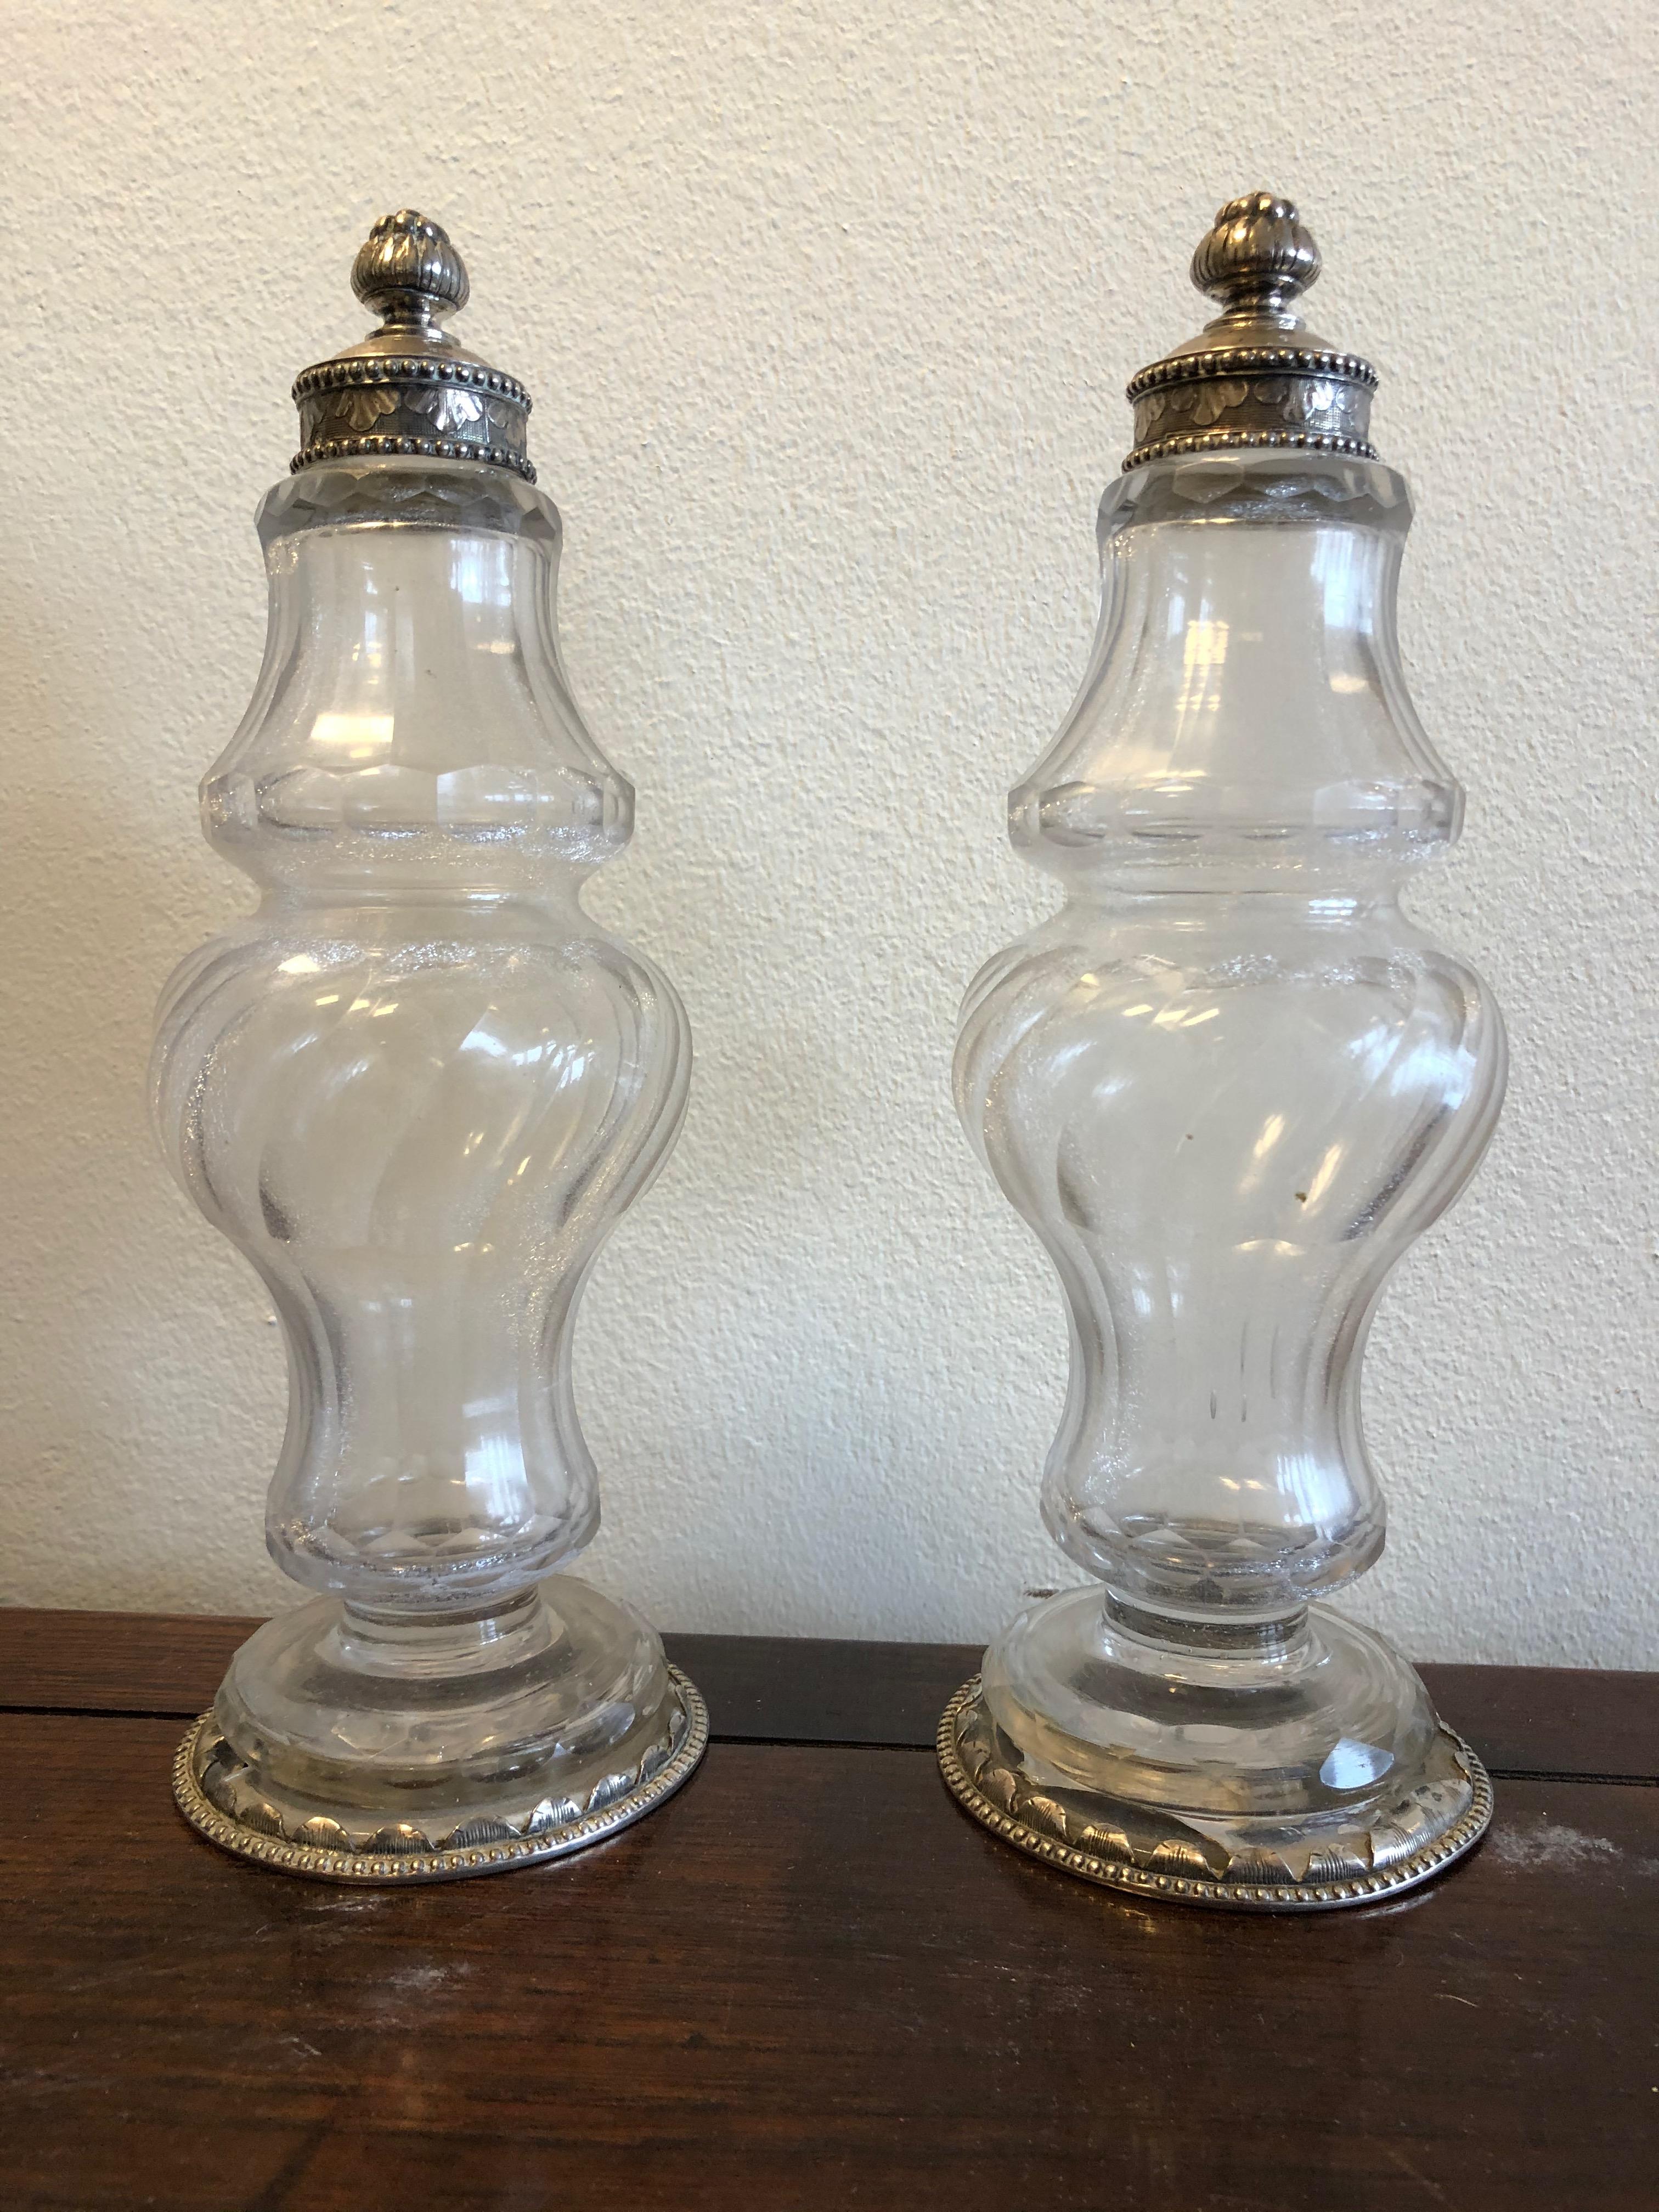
[155,466,685,1611]
[957,452,1505,1846]
[155,460,695,1852]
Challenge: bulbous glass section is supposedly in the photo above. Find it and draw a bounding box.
[956,452,1505,1861]
[154,459,695,1856]
[961,889,1501,1619]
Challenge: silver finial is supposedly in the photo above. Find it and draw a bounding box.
[1190,191,1320,325]
[351,209,471,330]
[1122,190,1379,475]
[290,209,534,482]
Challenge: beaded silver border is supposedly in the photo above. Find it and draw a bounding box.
[290,435,537,482]
[1122,426,1380,472]
[292,356,532,410]
[173,1667,708,1884]
[937,1677,1491,1913]
[1126,345,1378,399]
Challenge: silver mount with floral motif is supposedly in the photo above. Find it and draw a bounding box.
[1124,191,1379,471]
[175,1668,708,1885]
[291,208,535,481]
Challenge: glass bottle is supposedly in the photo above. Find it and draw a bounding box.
[156,211,706,1881]
[939,194,1504,1909]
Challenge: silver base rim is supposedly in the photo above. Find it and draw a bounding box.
[174,1666,709,1884]
[938,1676,1491,1913]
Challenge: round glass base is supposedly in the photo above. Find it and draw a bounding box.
[172,1575,707,1883]
[938,1587,1492,1910]
[939,1680,1487,1909]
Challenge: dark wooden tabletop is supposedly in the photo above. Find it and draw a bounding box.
[3,1609,1655,2210]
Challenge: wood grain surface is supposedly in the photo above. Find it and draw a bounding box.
[1,1615,1655,2209]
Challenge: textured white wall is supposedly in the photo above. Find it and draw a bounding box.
[2,1,1654,1663]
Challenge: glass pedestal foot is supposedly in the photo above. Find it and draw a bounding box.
[938,1588,1491,1911]
[172,1575,707,1883]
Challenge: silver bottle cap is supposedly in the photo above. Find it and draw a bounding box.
[1124,192,1379,473]
[291,210,534,482]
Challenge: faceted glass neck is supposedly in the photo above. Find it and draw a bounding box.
[1011,453,1459,893]
[203,458,631,898]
